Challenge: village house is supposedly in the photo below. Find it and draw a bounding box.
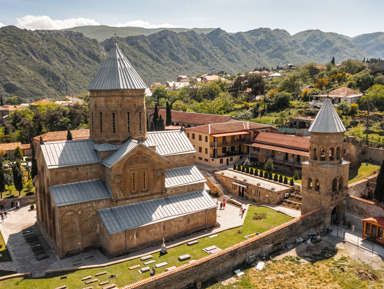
[0,142,31,158]
[33,129,90,149]
[186,121,273,168]
[311,87,363,106]
[201,74,220,84]
[177,75,189,82]
[247,132,310,171]
[289,116,314,129]
[35,43,217,257]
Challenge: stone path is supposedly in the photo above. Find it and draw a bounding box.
[0,200,248,277]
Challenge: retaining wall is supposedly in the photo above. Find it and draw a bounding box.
[123,207,327,289]
[348,174,378,198]
[0,195,35,209]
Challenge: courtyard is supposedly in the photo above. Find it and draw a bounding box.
[0,202,292,288]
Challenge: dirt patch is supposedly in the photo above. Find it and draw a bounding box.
[355,267,379,281]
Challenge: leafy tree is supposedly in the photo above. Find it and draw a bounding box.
[293,171,300,180]
[25,180,34,193]
[278,73,303,94]
[31,143,38,179]
[349,103,359,118]
[341,60,365,75]
[67,129,73,140]
[14,146,23,160]
[152,85,169,103]
[0,96,4,106]
[374,159,384,203]
[0,160,5,199]
[360,84,384,110]
[12,161,23,196]
[166,102,172,126]
[355,72,374,92]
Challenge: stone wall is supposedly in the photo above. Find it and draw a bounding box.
[99,208,217,257]
[347,174,378,198]
[123,208,327,289]
[0,195,35,209]
[360,146,384,164]
[346,195,384,220]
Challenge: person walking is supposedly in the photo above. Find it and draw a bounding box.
[223,201,226,210]
[219,202,223,210]
[4,210,7,218]
[239,206,243,216]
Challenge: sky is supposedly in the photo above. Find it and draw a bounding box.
[0,0,382,37]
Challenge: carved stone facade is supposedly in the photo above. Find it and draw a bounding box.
[35,44,217,257]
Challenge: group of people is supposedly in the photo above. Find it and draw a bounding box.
[219,200,226,210]
[0,210,7,221]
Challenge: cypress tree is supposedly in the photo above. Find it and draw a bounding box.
[374,160,384,203]
[274,174,278,182]
[153,104,159,129]
[268,172,272,180]
[12,162,23,196]
[67,129,73,141]
[31,143,38,179]
[284,176,288,184]
[254,169,258,176]
[0,160,5,199]
[0,96,4,106]
[330,56,335,65]
[166,102,172,126]
[279,175,283,183]
[259,170,263,178]
[158,115,165,131]
[233,164,236,170]
[290,179,294,186]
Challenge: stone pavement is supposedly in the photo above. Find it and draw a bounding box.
[330,224,384,258]
[0,201,248,277]
[262,204,301,218]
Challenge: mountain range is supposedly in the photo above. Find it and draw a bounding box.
[0,25,383,101]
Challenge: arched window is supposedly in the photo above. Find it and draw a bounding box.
[127,112,131,132]
[320,147,326,161]
[313,148,317,160]
[139,112,142,132]
[112,112,116,134]
[336,147,341,160]
[329,147,335,161]
[132,173,136,192]
[332,178,338,191]
[91,112,94,132]
[315,179,320,191]
[99,112,103,133]
[308,178,313,190]
[142,171,147,191]
[339,177,343,190]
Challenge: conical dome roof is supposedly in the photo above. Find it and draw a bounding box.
[309,97,346,133]
[88,43,147,90]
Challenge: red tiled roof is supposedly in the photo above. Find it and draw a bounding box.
[158,109,232,126]
[186,121,271,135]
[0,142,23,151]
[248,142,309,157]
[33,129,90,143]
[30,99,54,106]
[253,132,309,151]
[363,217,384,228]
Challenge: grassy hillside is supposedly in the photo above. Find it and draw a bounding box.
[353,32,384,59]
[0,26,373,101]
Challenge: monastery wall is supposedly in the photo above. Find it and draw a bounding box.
[347,174,378,198]
[165,153,194,169]
[48,163,104,187]
[166,183,205,196]
[99,208,217,257]
[123,208,327,289]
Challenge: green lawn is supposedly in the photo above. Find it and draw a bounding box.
[349,162,380,184]
[0,207,292,289]
[0,230,12,262]
[1,184,35,200]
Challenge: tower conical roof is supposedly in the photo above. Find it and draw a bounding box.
[88,43,147,90]
[309,97,346,133]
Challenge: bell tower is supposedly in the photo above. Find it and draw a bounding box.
[88,43,147,144]
[301,98,350,224]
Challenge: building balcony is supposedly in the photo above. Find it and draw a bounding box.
[210,151,245,158]
[210,140,249,147]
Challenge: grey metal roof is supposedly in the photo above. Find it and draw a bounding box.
[50,179,112,207]
[309,97,346,133]
[94,143,121,152]
[102,138,139,168]
[88,43,147,90]
[144,130,195,156]
[41,139,101,169]
[165,166,206,188]
[98,190,216,234]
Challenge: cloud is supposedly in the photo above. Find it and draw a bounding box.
[113,20,178,29]
[0,22,5,28]
[16,15,99,30]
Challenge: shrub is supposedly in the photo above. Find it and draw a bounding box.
[279,175,283,183]
[30,204,35,210]
[210,191,219,198]
[253,212,267,220]
[246,167,249,174]
[268,172,272,180]
[284,176,288,184]
[274,174,278,181]
[254,169,258,176]
[290,179,294,186]
[293,170,300,180]
[233,164,236,170]
[260,171,264,178]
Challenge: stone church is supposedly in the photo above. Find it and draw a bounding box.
[301,97,350,224]
[35,43,217,257]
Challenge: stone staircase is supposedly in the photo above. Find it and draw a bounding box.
[202,170,231,196]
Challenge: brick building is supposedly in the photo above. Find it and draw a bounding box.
[35,43,217,257]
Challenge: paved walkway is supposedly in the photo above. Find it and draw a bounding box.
[0,201,248,277]
[330,224,384,258]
